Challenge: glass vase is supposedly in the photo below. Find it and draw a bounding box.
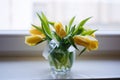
[49,48,75,78]
[43,40,76,79]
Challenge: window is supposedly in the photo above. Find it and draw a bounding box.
[0,0,120,31]
[0,0,120,54]
[0,0,32,30]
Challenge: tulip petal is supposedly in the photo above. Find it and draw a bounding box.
[25,35,44,46]
[29,27,43,35]
[73,35,90,47]
[73,35,98,50]
[54,22,66,38]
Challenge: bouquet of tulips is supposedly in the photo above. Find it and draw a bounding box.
[25,12,98,54]
[25,12,99,72]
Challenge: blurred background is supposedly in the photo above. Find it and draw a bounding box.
[0,0,120,54]
[0,0,120,31]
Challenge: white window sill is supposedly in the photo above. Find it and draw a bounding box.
[0,30,29,36]
[0,56,120,79]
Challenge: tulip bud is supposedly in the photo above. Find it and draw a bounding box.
[73,35,98,50]
[54,22,66,38]
[29,27,42,35]
[25,35,44,46]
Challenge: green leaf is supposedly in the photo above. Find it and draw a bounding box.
[68,36,79,50]
[48,21,55,26]
[41,12,48,22]
[69,16,75,27]
[64,25,76,40]
[37,13,51,35]
[79,17,92,27]
[79,48,86,56]
[37,13,52,40]
[53,31,61,42]
[41,24,51,40]
[75,27,84,35]
[49,54,59,69]
[66,16,75,34]
[65,25,69,34]
[31,24,43,33]
[71,25,76,35]
[82,29,97,36]
[68,16,75,33]
[73,17,92,35]
[69,52,74,68]
[62,53,69,67]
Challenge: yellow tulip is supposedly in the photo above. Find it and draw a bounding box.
[29,27,42,35]
[54,22,66,38]
[25,35,44,46]
[87,36,98,50]
[73,35,90,48]
[88,39,98,51]
[29,27,46,38]
[73,35,98,50]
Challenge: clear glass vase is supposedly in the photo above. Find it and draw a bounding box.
[48,48,75,78]
[48,49,74,71]
[43,40,76,79]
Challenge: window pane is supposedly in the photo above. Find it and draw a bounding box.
[0,0,10,30]
[0,0,32,30]
[0,0,120,31]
